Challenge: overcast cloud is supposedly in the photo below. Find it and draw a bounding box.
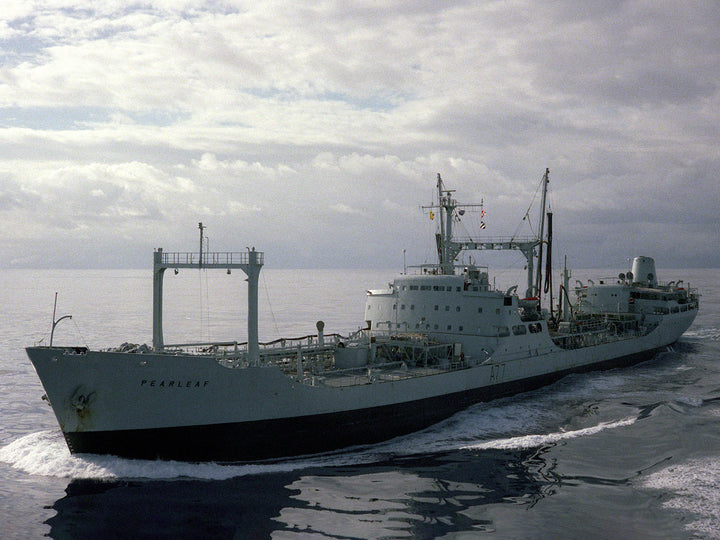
[1,0,718,270]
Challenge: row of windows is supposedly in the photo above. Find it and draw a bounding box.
[375,322,467,331]
[402,284,483,292]
[433,305,462,312]
[374,321,544,335]
[656,304,697,314]
[372,304,508,315]
[630,291,684,301]
[405,285,459,291]
[498,322,543,336]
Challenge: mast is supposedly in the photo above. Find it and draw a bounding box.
[534,168,550,296]
[438,174,457,275]
[437,174,446,269]
[431,173,460,275]
[198,222,206,269]
[422,170,545,287]
[561,255,571,322]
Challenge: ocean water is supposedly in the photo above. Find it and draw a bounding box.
[0,267,718,539]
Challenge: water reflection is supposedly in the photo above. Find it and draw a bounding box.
[47,471,298,539]
[47,447,561,538]
[272,449,559,538]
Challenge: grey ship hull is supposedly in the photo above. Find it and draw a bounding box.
[54,347,661,462]
[26,310,690,462]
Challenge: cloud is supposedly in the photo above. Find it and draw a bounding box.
[0,1,717,269]
[329,203,364,216]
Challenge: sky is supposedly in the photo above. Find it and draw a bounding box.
[1,0,718,270]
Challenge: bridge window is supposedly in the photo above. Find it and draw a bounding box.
[512,325,527,335]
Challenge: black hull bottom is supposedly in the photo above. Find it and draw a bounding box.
[64,347,663,462]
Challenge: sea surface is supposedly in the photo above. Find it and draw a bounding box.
[0,267,718,539]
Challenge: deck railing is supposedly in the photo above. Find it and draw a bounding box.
[160,251,264,266]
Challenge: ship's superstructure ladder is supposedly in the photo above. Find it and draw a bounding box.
[152,222,264,364]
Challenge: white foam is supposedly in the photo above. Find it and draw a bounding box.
[381,371,642,456]
[642,458,720,538]
[0,430,371,480]
[460,417,637,451]
[682,328,720,341]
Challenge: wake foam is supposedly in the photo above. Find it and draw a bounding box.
[1,415,639,481]
[460,417,637,451]
[642,458,720,538]
[0,430,354,480]
[682,327,720,341]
